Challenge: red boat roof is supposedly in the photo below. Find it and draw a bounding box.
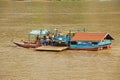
[71,32,114,41]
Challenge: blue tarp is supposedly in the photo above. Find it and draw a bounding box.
[29,30,48,35]
[53,35,70,42]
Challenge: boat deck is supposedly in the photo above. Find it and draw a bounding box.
[35,46,68,52]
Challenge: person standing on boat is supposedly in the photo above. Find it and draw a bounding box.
[54,28,58,36]
[35,35,40,45]
[46,33,51,45]
[50,33,55,46]
[51,33,55,40]
[43,35,47,46]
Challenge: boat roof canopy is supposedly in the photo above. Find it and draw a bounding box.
[71,32,114,41]
[29,30,48,35]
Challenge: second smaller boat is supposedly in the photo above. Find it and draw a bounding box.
[13,41,40,48]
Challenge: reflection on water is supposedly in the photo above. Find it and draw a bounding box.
[0,1,120,80]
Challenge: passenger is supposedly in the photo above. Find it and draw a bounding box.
[51,33,55,40]
[50,33,55,46]
[35,35,40,44]
[46,33,50,45]
[43,35,47,46]
[54,28,58,36]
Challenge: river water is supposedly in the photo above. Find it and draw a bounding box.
[0,1,120,80]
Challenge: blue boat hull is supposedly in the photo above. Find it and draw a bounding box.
[70,44,111,51]
[70,46,100,51]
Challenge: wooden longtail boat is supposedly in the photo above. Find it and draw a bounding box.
[12,30,48,48]
[13,41,40,48]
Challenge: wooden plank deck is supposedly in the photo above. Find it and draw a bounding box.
[35,46,68,52]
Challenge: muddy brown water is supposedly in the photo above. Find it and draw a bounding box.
[0,1,120,80]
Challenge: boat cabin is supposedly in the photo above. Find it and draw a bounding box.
[53,34,70,46]
[70,32,114,50]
